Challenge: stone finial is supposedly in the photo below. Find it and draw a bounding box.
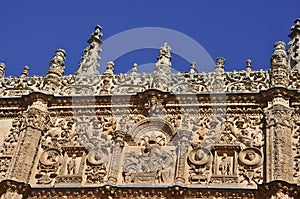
[51,49,66,65]
[215,57,225,72]
[274,41,286,52]
[132,63,138,74]
[104,61,114,76]
[49,49,66,73]
[0,62,6,78]
[288,18,300,70]
[21,66,29,78]
[44,49,67,91]
[290,18,300,33]
[156,42,172,67]
[246,59,252,72]
[271,41,289,87]
[190,62,196,74]
[75,25,103,76]
[89,25,103,43]
[271,41,287,64]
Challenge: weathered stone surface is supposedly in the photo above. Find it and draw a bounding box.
[0,19,300,198]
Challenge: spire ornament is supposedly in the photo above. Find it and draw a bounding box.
[0,62,6,78]
[75,25,103,76]
[43,49,66,91]
[152,43,172,90]
[156,42,172,67]
[246,59,252,72]
[270,41,289,87]
[21,66,29,78]
[288,18,300,71]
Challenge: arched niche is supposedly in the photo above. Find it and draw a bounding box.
[128,118,175,145]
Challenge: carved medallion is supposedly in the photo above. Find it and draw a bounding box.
[39,149,62,166]
[87,148,109,165]
[238,148,263,168]
[188,148,212,166]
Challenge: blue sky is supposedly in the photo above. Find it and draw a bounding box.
[0,0,299,76]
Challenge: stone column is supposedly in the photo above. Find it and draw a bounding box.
[8,99,49,183]
[174,130,192,184]
[265,97,294,182]
[107,130,126,184]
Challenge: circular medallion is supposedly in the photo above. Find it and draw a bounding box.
[87,147,109,165]
[238,148,263,168]
[188,147,212,166]
[40,149,62,166]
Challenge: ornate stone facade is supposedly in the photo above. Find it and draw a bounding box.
[0,20,300,198]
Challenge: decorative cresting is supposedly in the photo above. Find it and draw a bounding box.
[43,49,66,92]
[8,99,50,183]
[265,95,294,183]
[270,41,290,87]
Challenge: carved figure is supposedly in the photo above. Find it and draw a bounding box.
[145,95,166,117]
[156,43,172,67]
[219,153,231,175]
[67,154,77,175]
